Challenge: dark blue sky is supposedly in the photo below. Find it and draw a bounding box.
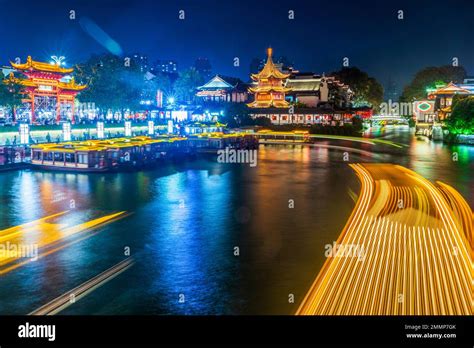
[1,0,473,94]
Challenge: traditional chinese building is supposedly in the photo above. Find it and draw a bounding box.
[247,48,292,108]
[6,56,86,124]
[196,75,248,103]
[285,72,353,108]
[428,82,472,120]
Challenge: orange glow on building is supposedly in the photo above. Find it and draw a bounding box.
[247,48,292,108]
[6,56,87,124]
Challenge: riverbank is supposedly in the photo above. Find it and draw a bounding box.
[0,123,163,145]
[415,123,474,145]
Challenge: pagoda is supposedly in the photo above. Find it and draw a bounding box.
[247,48,291,108]
[6,56,87,124]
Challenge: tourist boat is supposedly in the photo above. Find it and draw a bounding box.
[30,136,187,172]
[30,133,258,172]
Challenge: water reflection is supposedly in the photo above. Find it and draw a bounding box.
[0,127,472,314]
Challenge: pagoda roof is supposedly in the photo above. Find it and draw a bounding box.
[58,77,87,91]
[247,99,290,108]
[1,66,15,78]
[5,73,87,91]
[459,84,474,93]
[198,75,234,90]
[251,48,290,81]
[11,56,74,74]
[431,82,471,95]
[248,86,292,93]
[4,74,36,87]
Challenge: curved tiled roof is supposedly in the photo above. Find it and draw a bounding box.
[11,56,74,74]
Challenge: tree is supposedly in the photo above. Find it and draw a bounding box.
[75,54,144,113]
[221,103,251,127]
[444,96,474,135]
[274,55,293,69]
[0,78,24,119]
[154,72,173,97]
[193,58,212,80]
[249,58,263,74]
[331,67,384,111]
[366,77,384,109]
[173,68,204,104]
[400,65,466,102]
[221,103,272,127]
[351,115,363,132]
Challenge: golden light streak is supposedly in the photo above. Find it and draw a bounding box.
[30,258,134,315]
[0,211,127,275]
[297,164,473,315]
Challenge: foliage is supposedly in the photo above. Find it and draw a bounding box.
[173,68,204,103]
[400,65,466,102]
[153,72,173,97]
[75,54,143,112]
[331,67,384,110]
[444,96,474,135]
[218,103,267,127]
[252,116,272,127]
[451,94,467,109]
[404,116,416,128]
[220,103,248,127]
[0,78,23,113]
[351,115,363,132]
[291,101,308,108]
[139,72,174,105]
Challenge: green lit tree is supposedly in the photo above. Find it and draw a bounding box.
[445,96,474,135]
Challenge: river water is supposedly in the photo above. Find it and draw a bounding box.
[0,126,472,314]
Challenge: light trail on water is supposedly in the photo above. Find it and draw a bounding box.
[297,163,473,315]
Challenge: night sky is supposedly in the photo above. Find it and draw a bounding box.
[1,0,473,95]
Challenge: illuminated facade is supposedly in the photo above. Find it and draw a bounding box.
[413,100,436,122]
[428,82,474,120]
[246,49,358,125]
[6,56,86,124]
[247,48,291,108]
[196,75,248,103]
[285,72,353,108]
